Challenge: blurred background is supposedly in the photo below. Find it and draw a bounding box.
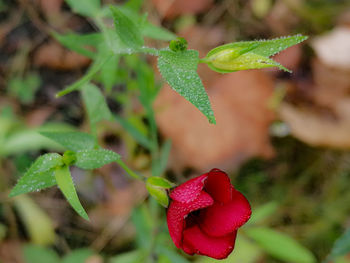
[1,0,350,262]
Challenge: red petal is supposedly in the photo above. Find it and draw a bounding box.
[170,174,208,203]
[199,188,251,237]
[205,168,232,203]
[167,192,214,248]
[182,240,195,255]
[183,225,237,259]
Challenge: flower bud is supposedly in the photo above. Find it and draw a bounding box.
[62,150,77,166]
[169,37,188,52]
[204,43,289,73]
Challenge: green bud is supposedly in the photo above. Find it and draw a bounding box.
[203,35,308,73]
[169,37,188,52]
[147,176,174,189]
[62,150,77,166]
[146,178,170,207]
[204,41,292,73]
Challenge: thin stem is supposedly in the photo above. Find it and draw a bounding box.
[56,55,110,98]
[116,159,144,180]
[90,122,98,139]
[198,57,211,63]
[140,47,159,56]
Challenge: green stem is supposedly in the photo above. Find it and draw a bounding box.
[140,47,159,56]
[90,122,98,139]
[198,57,211,63]
[56,54,110,98]
[116,159,144,180]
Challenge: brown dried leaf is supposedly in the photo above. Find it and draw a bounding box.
[312,58,350,107]
[38,0,63,16]
[0,241,23,263]
[33,41,90,70]
[280,102,350,148]
[312,27,350,70]
[280,27,350,149]
[89,181,147,226]
[265,1,300,35]
[154,70,275,171]
[25,107,55,127]
[86,255,104,263]
[152,0,214,19]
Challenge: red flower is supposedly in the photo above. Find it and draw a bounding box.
[166,168,251,259]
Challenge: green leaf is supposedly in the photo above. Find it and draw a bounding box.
[110,6,144,51]
[1,122,75,156]
[132,205,153,249]
[157,49,215,124]
[147,176,173,188]
[99,27,130,55]
[23,245,60,263]
[245,227,316,263]
[110,5,175,41]
[40,131,96,152]
[2,129,64,156]
[158,255,172,263]
[9,153,62,197]
[205,35,308,73]
[52,32,102,59]
[329,229,350,260]
[248,35,308,57]
[13,195,56,246]
[65,0,100,17]
[146,181,169,207]
[54,165,89,220]
[62,248,94,263]
[125,0,143,11]
[155,245,190,263]
[247,201,278,225]
[81,83,112,125]
[335,257,350,263]
[99,54,120,92]
[102,5,175,42]
[75,149,120,169]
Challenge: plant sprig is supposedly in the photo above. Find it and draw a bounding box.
[8,0,308,219]
[55,4,307,124]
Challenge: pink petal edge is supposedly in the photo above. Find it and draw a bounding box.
[170,174,208,203]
